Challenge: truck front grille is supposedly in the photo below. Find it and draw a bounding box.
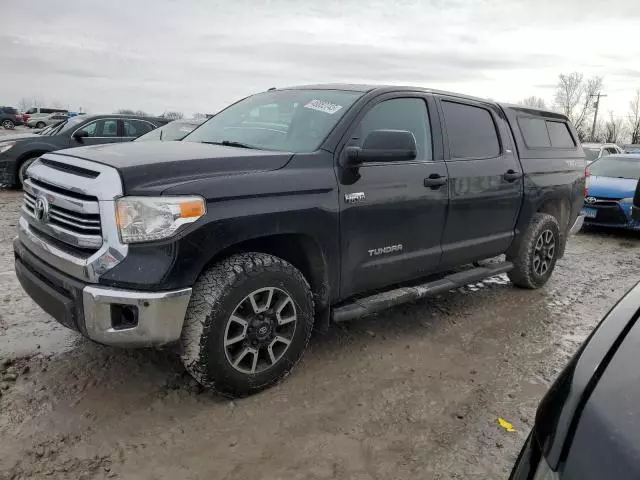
[22,178,103,252]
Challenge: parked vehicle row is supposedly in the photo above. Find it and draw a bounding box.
[12,84,586,398]
[0,114,168,186]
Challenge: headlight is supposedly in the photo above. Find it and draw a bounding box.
[0,141,16,154]
[116,196,206,244]
[533,458,559,480]
[620,197,634,204]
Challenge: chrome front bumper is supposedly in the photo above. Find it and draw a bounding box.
[83,286,192,347]
[14,238,192,348]
[569,214,585,235]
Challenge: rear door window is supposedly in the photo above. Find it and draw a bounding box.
[123,120,155,137]
[546,121,575,148]
[441,101,500,159]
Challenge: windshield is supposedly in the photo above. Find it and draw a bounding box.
[590,156,640,179]
[583,147,599,162]
[184,89,363,152]
[136,120,202,142]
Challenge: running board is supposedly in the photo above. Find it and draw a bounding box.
[331,261,513,323]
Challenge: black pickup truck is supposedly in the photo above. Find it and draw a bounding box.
[13,85,586,397]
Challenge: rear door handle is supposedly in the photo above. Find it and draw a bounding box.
[424,174,447,188]
[503,170,523,182]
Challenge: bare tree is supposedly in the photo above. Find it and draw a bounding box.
[17,96,45,112]
[604,112,625,143]
[554,72,603,139]
[163,111,184,120]
[116,109,149,116]
[192,112,208,119]
[519,96,547,109]
[628,90,640,144]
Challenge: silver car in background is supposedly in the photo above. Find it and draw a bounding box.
[26,113,69,129]
[582,142,624,164]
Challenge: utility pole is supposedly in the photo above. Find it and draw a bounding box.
[589,92,607,142]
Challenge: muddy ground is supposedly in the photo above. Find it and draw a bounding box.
[0,183,639,480]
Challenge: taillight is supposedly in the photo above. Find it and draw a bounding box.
[584,167,590,197]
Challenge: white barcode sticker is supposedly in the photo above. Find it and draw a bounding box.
[304,99,343,115]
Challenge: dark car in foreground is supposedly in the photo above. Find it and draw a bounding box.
[582,154,640,230]
[0,106,24,130]
[135,118,205,142]
[14,84,585,397]
[511,281,640,479]
[0,114,166,186]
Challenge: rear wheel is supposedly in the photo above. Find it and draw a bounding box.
[180,253,314,397]
[508,213,561,289]
[36,121,46,129]
[2,119,15,130]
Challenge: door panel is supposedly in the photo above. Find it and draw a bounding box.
[438,97,523,267]
[337,95,448,298]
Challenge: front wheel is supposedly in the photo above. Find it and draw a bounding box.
[17,156,39,187]
[2,119,15,130]
[508,213,561,289]
[36,122,46,129]
[180,253,314,397]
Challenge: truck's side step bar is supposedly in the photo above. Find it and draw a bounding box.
[331,261,513,323]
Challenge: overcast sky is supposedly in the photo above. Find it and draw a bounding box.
[2,0,639,117]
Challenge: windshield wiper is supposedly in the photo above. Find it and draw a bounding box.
[202,140,255,149]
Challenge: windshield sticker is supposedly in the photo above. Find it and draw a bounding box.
[304,100,343,115]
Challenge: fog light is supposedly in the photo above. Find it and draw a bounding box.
[110,304,139,330]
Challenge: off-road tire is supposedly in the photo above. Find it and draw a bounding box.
[2,119,15,130]
[508,213,561,289]
[180,253,314,397]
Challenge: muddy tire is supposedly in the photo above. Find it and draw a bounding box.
[508,213,561,289]
[180,253,314,398]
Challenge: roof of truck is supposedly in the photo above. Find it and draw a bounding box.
[283,84,569,121]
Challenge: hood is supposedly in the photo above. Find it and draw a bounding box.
[54,140,294,194]
[588,176,638,199]
[0,132,40,142]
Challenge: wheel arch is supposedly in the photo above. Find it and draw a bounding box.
[201,233,332,329]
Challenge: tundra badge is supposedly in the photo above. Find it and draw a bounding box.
[344,192,366,204]
[368,244,403,256]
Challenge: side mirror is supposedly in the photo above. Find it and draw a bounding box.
[341,130,417,167]
[73,130,89,141]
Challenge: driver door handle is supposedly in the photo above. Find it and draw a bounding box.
[503,170,523,182]
[424,174,448,188]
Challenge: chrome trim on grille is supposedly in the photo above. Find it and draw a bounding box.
[23,179,100,214]
[18,153,128,283]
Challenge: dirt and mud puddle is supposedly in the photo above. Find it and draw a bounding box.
[0,186,638,480]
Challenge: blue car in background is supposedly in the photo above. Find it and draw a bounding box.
[582,154,640,230]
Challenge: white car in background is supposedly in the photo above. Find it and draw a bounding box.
[582,142,624,164]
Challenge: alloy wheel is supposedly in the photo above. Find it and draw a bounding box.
[532,229,555,276]
[224,287,297,374]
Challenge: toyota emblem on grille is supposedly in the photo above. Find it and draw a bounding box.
[33,196,50,222]
[585,196,597,204]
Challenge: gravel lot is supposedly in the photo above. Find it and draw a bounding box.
[0,147,639,479]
